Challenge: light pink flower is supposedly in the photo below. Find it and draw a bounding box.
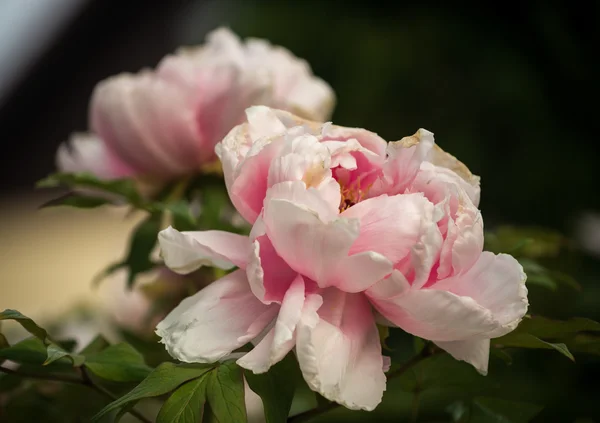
[156,107,527,411]
[57,28,335,182]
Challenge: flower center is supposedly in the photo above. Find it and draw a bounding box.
[339,181,369,212]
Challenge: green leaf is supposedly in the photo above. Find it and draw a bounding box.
[245,354,299,423]
[0,332,9,349]
[0,372,22,392]
[156,200,197,231]
[84,343,152,382]
[513,316,600,339]
[157,375,208,423]
[45,343,85,366]
[80,335,110,355]
[92,362,213,421]
[37,172,142,204]
[470,397,543,423]
[0,309,51,343]
[0,310,83,366]
[493,333,574,361]
[123,213,162,288]
[207,362,247,423]
[39,192,112,209]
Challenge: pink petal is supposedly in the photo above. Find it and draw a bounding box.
[246,234,298,304]
[263,184,359,286]
[432,252,528,338]
[296,289,386,411]
[435,338,490,375]
[158,226,250,273]
[370,129,435,196]
[91,73,202,177]
[368,288,499,342]
[156,269,277,363]
[237,274,306,373]
[342,193,438,264]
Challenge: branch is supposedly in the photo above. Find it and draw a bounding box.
[0,365,151,423]
[287,346,441,423]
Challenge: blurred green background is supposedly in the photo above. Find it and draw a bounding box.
[0,1,598,422]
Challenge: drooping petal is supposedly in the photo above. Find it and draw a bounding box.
[432,252,528,338]
[246,234,298,304]
[158,226,250,274]
[238,274,306,373]
[156,269,277,363]
[296,289,386,411]
[434,338,490,375]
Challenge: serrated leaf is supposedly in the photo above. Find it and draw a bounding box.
[245,354,299,423]
[92,362,213,421]
[493,333,574,361]
[37,172,142,204]
[39,192,113,209]
[207,362,247,423]
[84,343,152,382]
[157,375,208,423]
[470,397,543,423]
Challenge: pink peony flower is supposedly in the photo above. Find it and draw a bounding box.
[155,107,528,411]
[56,28,335,182]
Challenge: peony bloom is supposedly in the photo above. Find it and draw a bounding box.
[56,28,335,183]
[156,107,528,411]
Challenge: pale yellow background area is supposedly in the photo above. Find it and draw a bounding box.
[0,191,143,326]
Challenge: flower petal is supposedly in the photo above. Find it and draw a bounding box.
[368,287,499,342]
[432,252,528,338]
[158,226,250,274]
[156,269,277,363]
[263,186,359,287]
[342,193,438,264]
[370,129,434,196]
[296,289,386,411]
[435,338,490,375]
[238,274,306,373]
[247,234,298,304]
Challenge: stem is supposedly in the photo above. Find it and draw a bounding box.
[287,346,441,423]
[0,365,151,423]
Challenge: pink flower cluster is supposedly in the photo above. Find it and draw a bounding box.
[156,107,528,410]
[56,28,335,183]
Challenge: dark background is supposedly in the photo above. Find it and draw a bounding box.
[0,1,598,422]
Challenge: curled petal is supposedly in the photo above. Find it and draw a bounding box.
[296,290,386,411]
[156,269,277,363]
[158,226,250,274]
